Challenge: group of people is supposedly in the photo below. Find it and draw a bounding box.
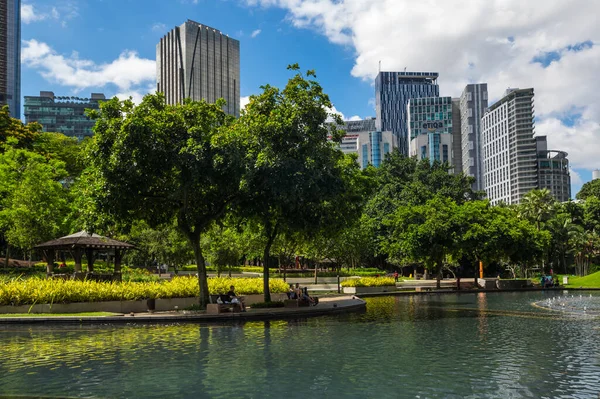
[217,285,247,312]
[541,275,559,288]
[287,283,317,305]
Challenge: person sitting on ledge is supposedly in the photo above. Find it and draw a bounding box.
[301,287,316,306]
[227,285,246,312]
[287,284,297,299]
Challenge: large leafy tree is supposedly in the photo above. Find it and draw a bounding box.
[0,148,69,262]
[84,94,244,308]
[235,65,351,302]
[576,179,600,201]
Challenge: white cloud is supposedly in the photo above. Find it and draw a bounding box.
[152,23,167,33]
[22,39,156,92]
[326,105,363,122]
[251,29,262,38]
[241,96,251,110]
[245,0,600,172]
[570,168,583,186]
[21,4,46,23]
[347,115,362,121]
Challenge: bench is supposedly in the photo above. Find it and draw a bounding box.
[207,295,243,314]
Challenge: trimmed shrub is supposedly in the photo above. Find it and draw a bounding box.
[341,277,396,287]
[0,276,289,306]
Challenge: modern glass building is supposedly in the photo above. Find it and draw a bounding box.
[460,84,488,191]
[482,88,537,205]
[24,91,105,140]
[0,0,21,119]
[375,71,439,155]
[330,119,396,169]
[536,136,571,202]
[156,20,240,117]
[408,96,455,167]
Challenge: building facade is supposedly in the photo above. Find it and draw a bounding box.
[24,91,105,140]
[460,84,488,190]
[536,136,571,202]
[156,20,240,117]
[331,119,396,169]
[375,71,439,155]
[451,98,462,174]
[408,96,455,168]
[481,88,537,205]
[0,0,20,119]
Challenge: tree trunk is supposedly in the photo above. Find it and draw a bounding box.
[4,244,9,269]
[190,233,210,309]
[436,260,443,289]
[263,241,273,303]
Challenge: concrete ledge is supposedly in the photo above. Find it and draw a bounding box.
[0,296,366,324]
[343,286,396,294]
[0,293,287,314]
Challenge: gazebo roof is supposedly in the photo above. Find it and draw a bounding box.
[34,231,135,250]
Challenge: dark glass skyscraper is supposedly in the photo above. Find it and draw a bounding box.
[0,0,21,119]
[156,20,240,117]
[375,71,439,155]
[24,91,105,140]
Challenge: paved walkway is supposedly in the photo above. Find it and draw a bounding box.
[0,296,366,325]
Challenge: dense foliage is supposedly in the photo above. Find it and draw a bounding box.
[0,277,289,305]
[1,65,600,297]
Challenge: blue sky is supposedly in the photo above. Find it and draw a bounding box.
[21,0,600,196]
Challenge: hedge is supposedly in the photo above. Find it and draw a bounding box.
[0,276,289,306]
[340,277,396,287]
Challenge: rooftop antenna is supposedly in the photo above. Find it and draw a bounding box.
[379,60,381,72]
[404,67,407,72]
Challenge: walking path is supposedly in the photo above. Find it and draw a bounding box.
[0,296,366,325]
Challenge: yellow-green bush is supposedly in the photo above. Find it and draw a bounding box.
[0,276,288,306]
[341,277,396,287]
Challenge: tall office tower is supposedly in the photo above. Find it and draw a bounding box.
[451,98,462,174]
[536,136,571,202]
[407,96,454,167]
[0,0,21,119]
[24,91,105,140]
[328,118,397,169]
[481,88,537,205]
[460,84,488,191]
[156,20,240,116]
[375,71,439,155]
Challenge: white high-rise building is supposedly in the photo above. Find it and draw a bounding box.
[481,88,537,205]
[460,84,488,190]
[156,20,240,116]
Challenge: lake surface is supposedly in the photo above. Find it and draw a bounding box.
[0,291,599,398]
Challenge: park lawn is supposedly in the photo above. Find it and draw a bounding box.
[0,312,119,318]
[565,271,600,288]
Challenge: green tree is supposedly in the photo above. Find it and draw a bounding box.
[235,65,351,302]
[0,148,69,262]
[576,179,600,201]
[0,105,41,150]
[84,94,244,308]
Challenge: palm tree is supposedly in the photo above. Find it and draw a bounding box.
[519,189,556,273]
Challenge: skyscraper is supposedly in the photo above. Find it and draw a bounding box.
[481,88,537,204]
[0,0,21,119]
[375,71,439,155]
[460,84,488,191]
[536,136,571,202]
[156,20,240,116]
[24,91,105,140]
[407,96,454,167]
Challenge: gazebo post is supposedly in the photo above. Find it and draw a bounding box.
[73,248,83,273]
[113,249,123,281]
[45,249,55,276]
[86,248,95,273]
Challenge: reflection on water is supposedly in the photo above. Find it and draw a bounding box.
[0,292,599,398]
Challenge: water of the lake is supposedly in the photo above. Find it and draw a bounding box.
[1,291,599,398]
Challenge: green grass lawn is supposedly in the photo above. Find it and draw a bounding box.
[565,271,600,288]
[0,312,119,318]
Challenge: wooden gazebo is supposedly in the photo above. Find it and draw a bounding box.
[34,231,134,279]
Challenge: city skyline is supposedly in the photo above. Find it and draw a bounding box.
[17,0,600,195]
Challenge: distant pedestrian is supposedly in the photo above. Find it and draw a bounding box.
[393,271,399,282]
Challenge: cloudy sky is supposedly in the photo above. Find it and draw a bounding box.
[21,0,599,194]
